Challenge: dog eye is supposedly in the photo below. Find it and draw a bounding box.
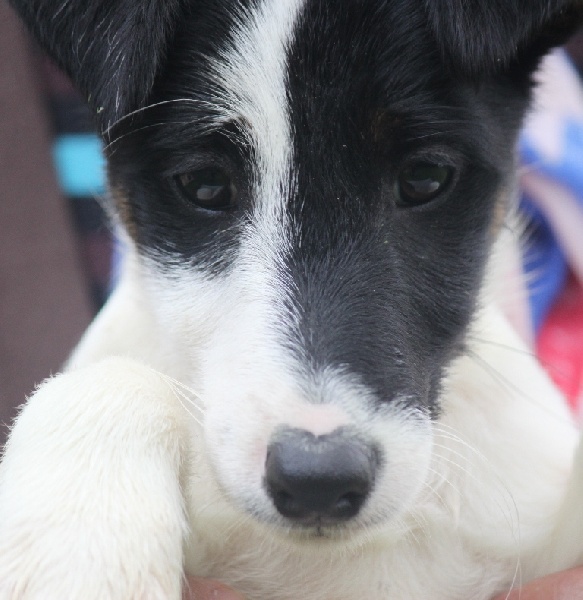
[396,162,453,207]
[176,168,237,211]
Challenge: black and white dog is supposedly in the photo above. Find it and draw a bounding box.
[1,1,583,598]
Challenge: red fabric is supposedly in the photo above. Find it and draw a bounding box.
[537,274,583,413]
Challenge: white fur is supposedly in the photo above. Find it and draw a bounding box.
[1,251,581,599]
[0,358,188,599]
[1,2,582,598]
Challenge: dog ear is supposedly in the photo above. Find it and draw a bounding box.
[424,0,583,77]
[9,0,183,132]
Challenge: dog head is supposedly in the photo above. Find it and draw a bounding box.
[12,0,583,539]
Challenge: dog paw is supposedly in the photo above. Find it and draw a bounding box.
[0,556,180,600]
[0,358,189,599]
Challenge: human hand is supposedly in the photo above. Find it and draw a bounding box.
[181,569,583,600]
[492,566,583,599]
[183,576,245,600]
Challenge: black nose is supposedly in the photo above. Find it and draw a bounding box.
[264,428,379,526]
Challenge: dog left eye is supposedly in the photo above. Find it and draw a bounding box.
[176,168,237,211]
[396,162,454,207]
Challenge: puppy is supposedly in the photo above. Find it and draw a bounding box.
[1,1,583,598]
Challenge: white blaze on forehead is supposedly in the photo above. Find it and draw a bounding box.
[202,0,307,350]
[209,0,305,219]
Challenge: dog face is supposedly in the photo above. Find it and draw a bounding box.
[11,0,583,539]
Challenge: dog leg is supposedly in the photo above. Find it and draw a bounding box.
[0,357,189,600]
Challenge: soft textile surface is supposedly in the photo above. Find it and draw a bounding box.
[520,50,583,415]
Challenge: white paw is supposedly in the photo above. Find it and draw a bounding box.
[0,358,189,599]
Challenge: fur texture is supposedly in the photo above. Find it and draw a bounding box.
[1,1,583,598]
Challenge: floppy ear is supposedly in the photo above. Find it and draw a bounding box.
[424,0,583,77]
[8,0,183,132]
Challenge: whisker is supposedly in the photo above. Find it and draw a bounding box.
[222,512,254,548]
[466,336,536,359]
[167,385,204,427]
[402,513,425,548]
[102,98,213,136]
[432,424,522,539]
[158,373,206,411]
[465,350,574,426]
[104,122,168,153]
[425,463,463,501]
[166,382,205,415]
[408,129,467,141]
[469,335,579,396]
[503,555,523,600]
[139,366,206,427]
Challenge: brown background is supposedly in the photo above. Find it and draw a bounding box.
[0,3,92,445]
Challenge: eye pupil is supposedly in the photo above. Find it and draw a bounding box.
[177,168,236,211]
[397,163,453,206]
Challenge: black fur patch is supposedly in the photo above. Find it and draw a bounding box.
[9,0,583,410]
[9,0,184,130]
[276,0,528,416]
[423,0,583,78]
[104,1,258,273]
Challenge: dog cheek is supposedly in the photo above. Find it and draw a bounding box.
[357,412,434,525]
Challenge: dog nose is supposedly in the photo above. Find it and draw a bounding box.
[264,428,379,525]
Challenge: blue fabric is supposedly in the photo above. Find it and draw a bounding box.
[52,134,105,197]
[520,195,569,332]
[520,118,583,204]
[519,117,583,333]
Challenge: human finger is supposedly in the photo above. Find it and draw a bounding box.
[182,576,246,600]
[492,566,583,600]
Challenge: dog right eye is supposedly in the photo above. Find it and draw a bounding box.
[396,162,454,207]
[176,168,237,211]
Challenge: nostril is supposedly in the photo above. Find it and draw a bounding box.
[264,427,379,525]
[274,490,306,519]
[335,492,364,514]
